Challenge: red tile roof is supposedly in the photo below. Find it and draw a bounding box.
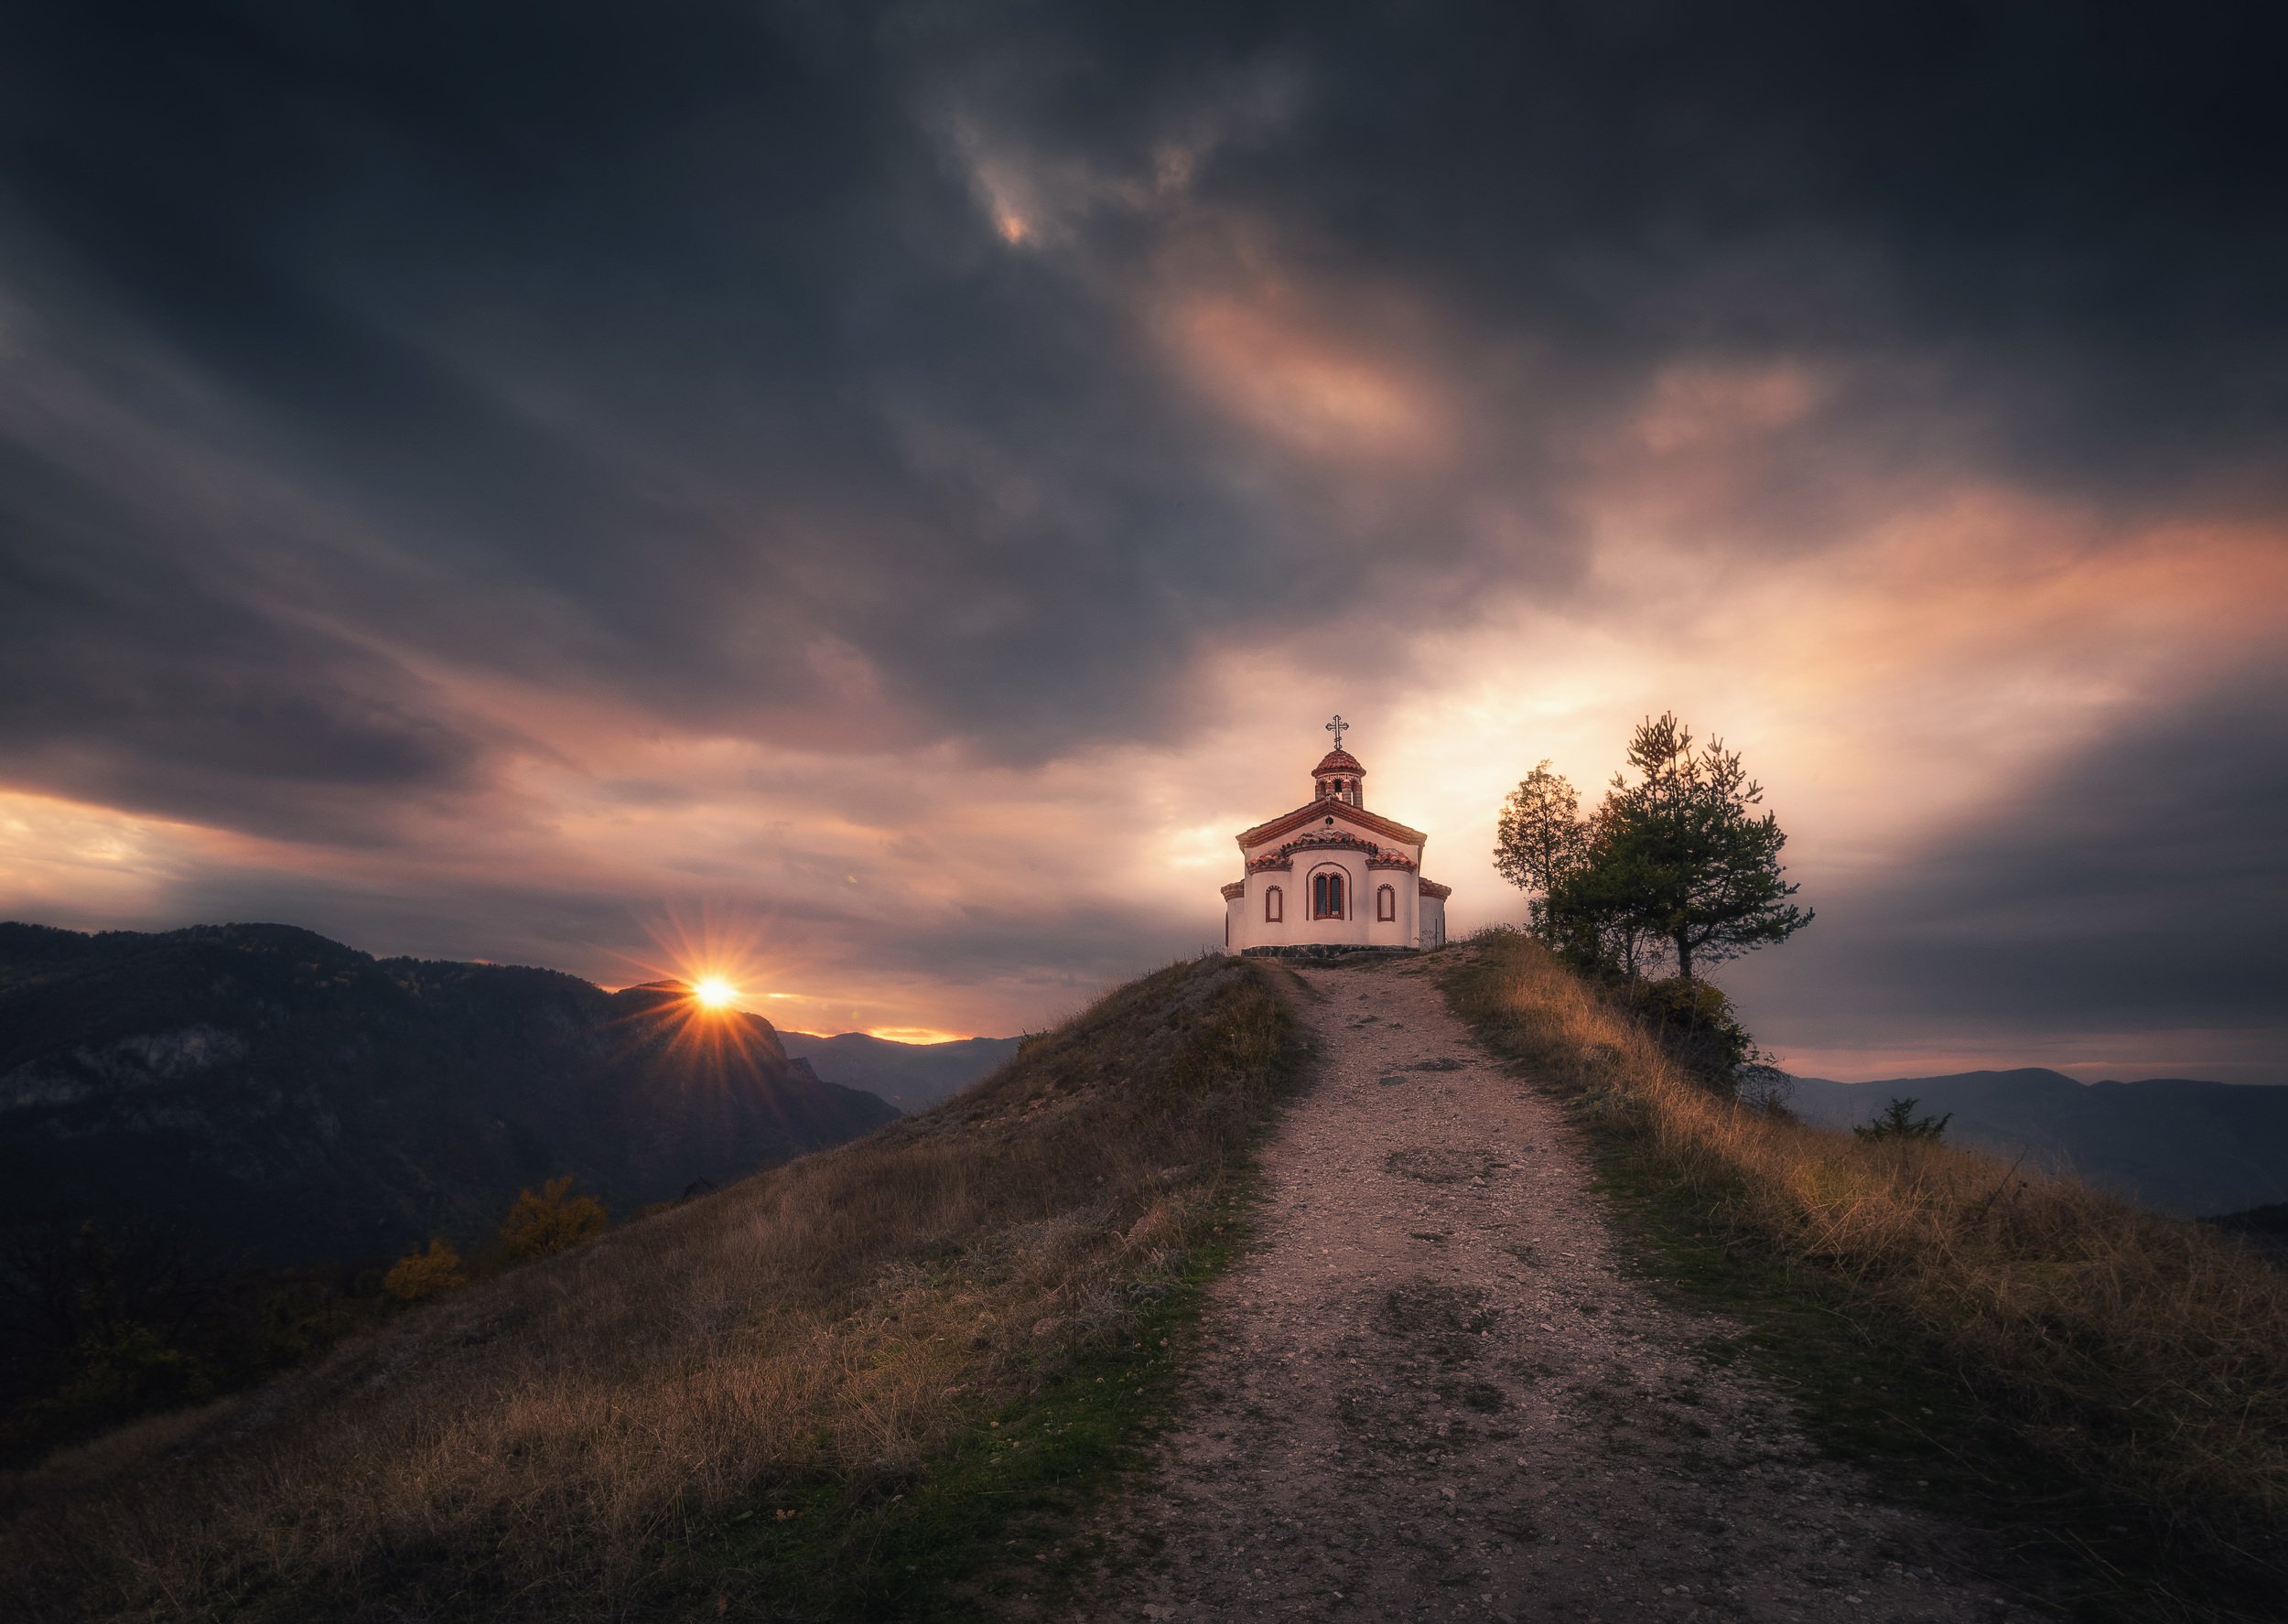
[1236,800,1428,850]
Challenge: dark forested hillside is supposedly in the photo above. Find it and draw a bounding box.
[0,922,899,1269]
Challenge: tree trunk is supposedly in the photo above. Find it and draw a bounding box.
[1674,934,1692,982]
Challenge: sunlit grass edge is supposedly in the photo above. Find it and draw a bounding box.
[1441,927,2288,1624]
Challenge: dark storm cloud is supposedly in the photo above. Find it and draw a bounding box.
[1726,664,2288,1067]
[0,436,497,839]
[0,0,1351,781]
[8,1,2284,832]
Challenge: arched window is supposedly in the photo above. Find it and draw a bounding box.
[1312,871,1345,919]
[1376,884,1395,921]
[1265,886,1283,922]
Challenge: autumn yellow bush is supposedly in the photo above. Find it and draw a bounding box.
[382,1237,468,1302]
[496,1176,608,1260]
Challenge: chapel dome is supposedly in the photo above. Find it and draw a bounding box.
[1312,747,1365,776]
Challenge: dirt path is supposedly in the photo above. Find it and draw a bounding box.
[1064,953,2035,1622]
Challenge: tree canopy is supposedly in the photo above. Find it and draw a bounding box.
[1493,714,1812,982]
[1493,761,1583,897]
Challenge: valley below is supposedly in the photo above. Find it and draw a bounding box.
[1786,1069,2288,1218]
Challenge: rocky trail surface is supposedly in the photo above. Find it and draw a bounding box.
[1063,952,2037,1622]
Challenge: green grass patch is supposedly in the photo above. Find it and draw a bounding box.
[674,1221,1246,1621]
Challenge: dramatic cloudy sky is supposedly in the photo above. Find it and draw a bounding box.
[2,2,2283,1075]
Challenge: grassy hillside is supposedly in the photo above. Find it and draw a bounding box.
[1445,930,2288,1621]
[0,953,1303,1623]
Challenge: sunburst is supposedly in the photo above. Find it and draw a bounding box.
[602,904,793,1019]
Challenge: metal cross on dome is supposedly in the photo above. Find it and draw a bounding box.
[1325,715,1350,749]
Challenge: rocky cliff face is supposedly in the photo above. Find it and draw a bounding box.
[0,922,899,1266]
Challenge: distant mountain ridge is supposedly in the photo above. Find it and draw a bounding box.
[1786,1068,2288,1217]
[0,921,899,1267]
[778,1029,1020,1113]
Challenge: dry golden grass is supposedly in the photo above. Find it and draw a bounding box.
[1446,930,2288,1545]
[0,953,1300,1622]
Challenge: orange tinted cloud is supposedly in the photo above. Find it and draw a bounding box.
[1165,296,1447,460]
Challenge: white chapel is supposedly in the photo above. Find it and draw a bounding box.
[1222,717,1450,955]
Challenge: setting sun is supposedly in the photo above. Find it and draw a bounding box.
[691,976,737,1009]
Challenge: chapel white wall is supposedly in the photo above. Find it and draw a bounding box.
[1226,791,1441,952]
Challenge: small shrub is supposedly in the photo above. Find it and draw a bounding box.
[1621,973,1786,1101]
[497,1177,608,1260]
[382,1238,468,1302]
[1853,1097,1952,1143]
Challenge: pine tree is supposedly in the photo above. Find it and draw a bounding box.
[1541,800,1670,979]
[1595,713,1812,981]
